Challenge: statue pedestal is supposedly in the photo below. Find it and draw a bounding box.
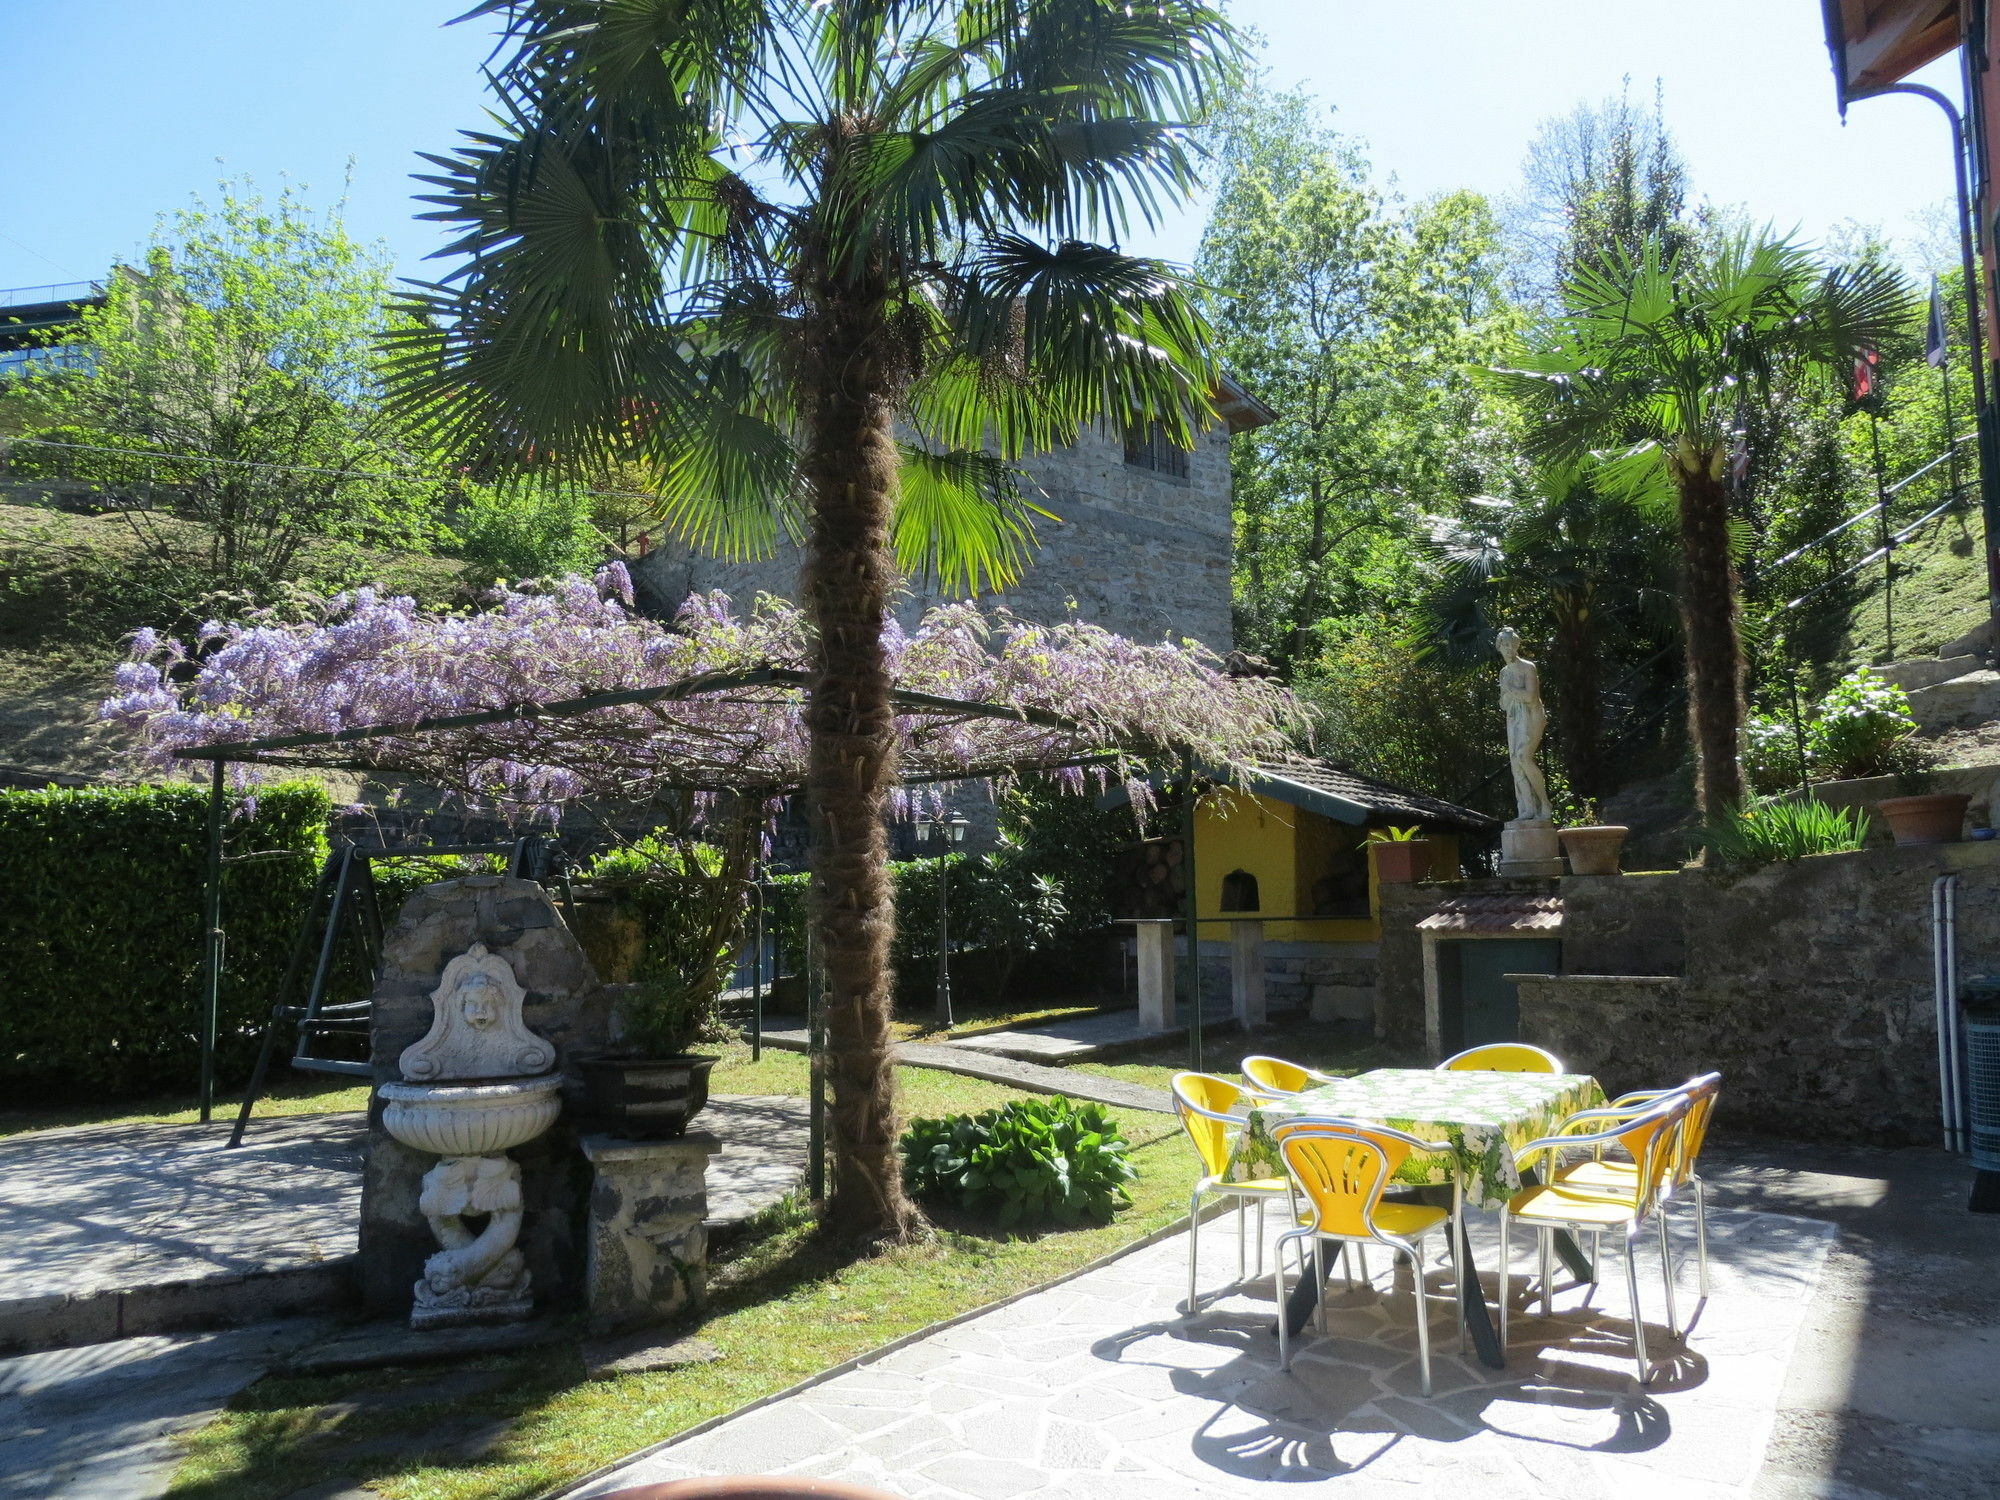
[579,1132,718,1336]
[1500,820,1565,878]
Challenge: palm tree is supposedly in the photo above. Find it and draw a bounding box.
[1490,231,1910,824]
[386,0,1237,1241]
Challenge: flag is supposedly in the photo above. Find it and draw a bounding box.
[1927,276,1949,368]
[1851,348,1880,403]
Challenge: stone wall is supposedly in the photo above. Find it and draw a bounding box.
[632,422,1237,652]
[1374,840,2000,1145]
[358,875,620,1316]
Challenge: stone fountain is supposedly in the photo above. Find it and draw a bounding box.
[377,940,563,1329]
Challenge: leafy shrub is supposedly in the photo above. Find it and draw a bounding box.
[765,848,1075,995]
[902,1096,1136,1226]
[0,780,329,1095]
[1743,712,1809,795]
[579,836,747,1054]
[1298,629,1502,809]
[1807,667,1922,781]
[445,484,602,581]
[1700,797,1870,867]
[993,779,1139,932]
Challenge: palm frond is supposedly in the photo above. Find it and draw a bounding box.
[893,444,1053,593]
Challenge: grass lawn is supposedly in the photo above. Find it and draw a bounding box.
[1837,506,1989,666]
[0,1073,373,1140]
[166,1046,1199,1500]
[0,1007,1094,1140]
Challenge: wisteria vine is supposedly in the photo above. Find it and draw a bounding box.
[102,565,1307,822]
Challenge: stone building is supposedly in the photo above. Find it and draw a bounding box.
[630,382,1273,652]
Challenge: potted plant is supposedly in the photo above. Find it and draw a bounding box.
[1557,803,1628,876]
[1879,768,1969,847]
[1366,825,1432,884]
[573,836,747,1138]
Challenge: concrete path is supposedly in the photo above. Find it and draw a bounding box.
[0,1318,324,1500]
[945,1009,1192,1065]
[572,1194,1836,1498]
[0,1095,811,1353]
[761,1030,1174,1116]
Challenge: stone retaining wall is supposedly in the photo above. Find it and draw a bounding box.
[1374,840,2000,1145]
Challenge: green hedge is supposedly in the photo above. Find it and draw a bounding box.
[0,780,330,1096]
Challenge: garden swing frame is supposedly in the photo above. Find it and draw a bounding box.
[175,670,1211,1200]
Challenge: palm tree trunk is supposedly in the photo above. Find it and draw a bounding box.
[1550,595,1604,802]
[799,302,924,1244]
[1675,458,1746,823]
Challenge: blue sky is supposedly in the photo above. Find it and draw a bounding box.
[0,0,1967,295]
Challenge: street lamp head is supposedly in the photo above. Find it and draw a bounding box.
[944,813,969,845]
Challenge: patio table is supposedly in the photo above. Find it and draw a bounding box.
[1228,1066,1606,1368]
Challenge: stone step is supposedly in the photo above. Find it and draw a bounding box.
[1908,670,2000,733]
[1878,653,1985,692]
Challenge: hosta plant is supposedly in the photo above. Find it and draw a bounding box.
[902,1097,1136,1227]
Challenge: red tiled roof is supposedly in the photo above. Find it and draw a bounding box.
[1415,894,1565,932]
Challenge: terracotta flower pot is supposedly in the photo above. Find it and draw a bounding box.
[1878,792,1970,847]
[1558,825,1628,876]
[1370,840,1432,885]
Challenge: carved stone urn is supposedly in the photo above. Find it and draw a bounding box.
[376,941,562,1329]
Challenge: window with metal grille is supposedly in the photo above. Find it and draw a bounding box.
[1122,423,1191,479]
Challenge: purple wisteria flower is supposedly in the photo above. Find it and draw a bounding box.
[103,576,1306,821]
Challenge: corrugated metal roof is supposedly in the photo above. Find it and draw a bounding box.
[1243,756,1500,833]
[1415,894,1565,932]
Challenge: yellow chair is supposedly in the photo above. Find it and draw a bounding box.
[1557,1073,1722,1296]
[1242,1054,1333,1097]
[1171,1072,1297,1313]
[1500,1093,1690,1383]
[1269,1118,1459,1393]
[1437,1042,1564,1073]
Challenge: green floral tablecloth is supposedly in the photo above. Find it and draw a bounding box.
[1228,1068,1606,1207]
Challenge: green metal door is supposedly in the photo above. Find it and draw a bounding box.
[1441,938,1561,1052]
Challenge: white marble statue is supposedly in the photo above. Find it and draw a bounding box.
[398,941,555,1082]
[412,1154,534,1327]
[1495,626,1554,825]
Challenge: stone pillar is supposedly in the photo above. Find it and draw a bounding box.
[579,1131,718,1336]
[1132,920,1175,1033]
[1229,920,1267,1029]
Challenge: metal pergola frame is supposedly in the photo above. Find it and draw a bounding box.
[173,671,1211,1196]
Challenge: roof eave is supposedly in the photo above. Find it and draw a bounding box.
[1243,767,1373,826]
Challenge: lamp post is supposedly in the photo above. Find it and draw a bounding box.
[922,811,969,1028]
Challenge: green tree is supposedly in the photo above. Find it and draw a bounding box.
[1196,88,1515,669]
[1419,460,1677,800]
[1491,232,1912,823]
[8,183,429,597]
[1510,81,1694,304]
[388,0,1237,1241]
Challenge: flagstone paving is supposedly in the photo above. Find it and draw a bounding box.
[572,1199,1838,1498]
[0,1094,810,1353]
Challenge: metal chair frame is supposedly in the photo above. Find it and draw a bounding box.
[1240,1054,1336,1098]
[1171,1073,1299,1313]
[1500,1094,1690,1384]
[1558,1073,1722,1298]
[1269,1116,1461,1395]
